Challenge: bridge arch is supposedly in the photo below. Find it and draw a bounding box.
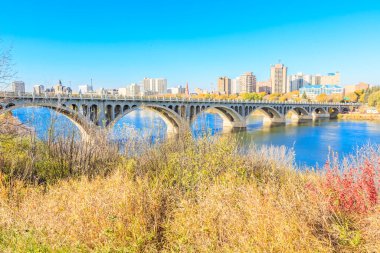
[109,104,185,134]
[328,107,340,119]
[0,102,94,139]
[191,105,246,129]
[246,106,285,125]
[285,107,311,121]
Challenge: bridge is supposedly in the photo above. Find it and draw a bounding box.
[0,93,359,138]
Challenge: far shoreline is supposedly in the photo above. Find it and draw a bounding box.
[338,113,380,121]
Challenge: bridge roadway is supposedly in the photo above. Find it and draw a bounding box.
[0,93,359,137]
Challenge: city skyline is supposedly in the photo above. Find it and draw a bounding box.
[1,0,380,89]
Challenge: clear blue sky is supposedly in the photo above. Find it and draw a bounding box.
[1,0,380,91]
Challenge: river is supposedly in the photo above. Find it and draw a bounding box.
[11,107,380,167]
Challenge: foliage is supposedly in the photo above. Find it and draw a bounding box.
[239,92,265,101]
[316,93,328,102]
[323,160,378,214]
[368,90,380,109]
[0,129,379,252]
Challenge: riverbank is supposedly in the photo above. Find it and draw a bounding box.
[0,131,379,252]
[338,113,380,121]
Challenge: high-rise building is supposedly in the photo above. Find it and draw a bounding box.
[78,84,93,94]
[320,72,340,85]
[142,78,167,95]
[270,64,287,94]
[129,83,141,96]
[287,72,312,92]
[217,76,231,95]
[239,72,256,93]
[167,85,186,95]
[53,80,65,95]
[33,85,45,95]
[12,81,25,94]
[119,83,141,96]
[231,77,241,94]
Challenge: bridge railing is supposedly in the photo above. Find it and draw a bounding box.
[0,91,359,106]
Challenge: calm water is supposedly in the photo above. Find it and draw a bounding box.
[11,107,380,167]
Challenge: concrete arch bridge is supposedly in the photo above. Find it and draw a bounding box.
[0,93,358,138]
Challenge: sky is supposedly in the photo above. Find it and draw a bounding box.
[1,0,380,91]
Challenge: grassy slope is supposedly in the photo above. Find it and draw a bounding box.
[0,133,379,252]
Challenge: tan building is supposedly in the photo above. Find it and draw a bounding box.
[256,80,271,93]
[217,76,231,95]
[320,72,340,85]
[270,64,287,94]
[239,72,256,93]
[54,80,64,95]
[195,87,208,95]
[344,82,370,94]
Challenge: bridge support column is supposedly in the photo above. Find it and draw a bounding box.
[263,117,286,126]
[97,104,107,127]
[312,113,330,120]
[291,115,313,123]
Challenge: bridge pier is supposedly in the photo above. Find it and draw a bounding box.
[290,115,313,123]
[263,117,286,126]
[312,113,330,120]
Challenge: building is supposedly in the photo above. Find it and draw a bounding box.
[287,73,312,92]
[231,77,240,94]
[129,83,141,96]
[344,82,370,94]
[53,80,65,95]
[33,85,45,95]
[256,80,271,93]
[195,87,208,95]
[299,84,344,99]
[142,78,167,95]
[270,64,287,94]
[167,85,186,95]
[320,72,340,85]
[217,76,231,95]
[12,81,25,95]
[239,72,256,93]
[119,83,141,97]
[78,84,93,94]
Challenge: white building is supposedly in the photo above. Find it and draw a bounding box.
[78,84,93,94]
[299,84,344,99]
[167,85,185,95]
[119,83,141,96]
[33,85,45,95]
[142,78,167,95]
[287,73,312,92]
[231,77,241,94]
[12,81,25,95]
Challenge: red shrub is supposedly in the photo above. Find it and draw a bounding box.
[323,160,379,214]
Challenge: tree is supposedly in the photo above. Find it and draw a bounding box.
[368,90,380,109]
[0,40,16,91]
[302,92,307,99]
[0,40,19,137]
[316,93,328,102]
[347,92,359,102]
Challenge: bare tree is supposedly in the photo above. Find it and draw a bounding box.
[0,40,23,137]
[0,40,16,91]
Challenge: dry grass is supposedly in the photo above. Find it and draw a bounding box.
[0,129,379,252]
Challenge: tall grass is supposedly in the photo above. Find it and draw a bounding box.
[0,115,379,252]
